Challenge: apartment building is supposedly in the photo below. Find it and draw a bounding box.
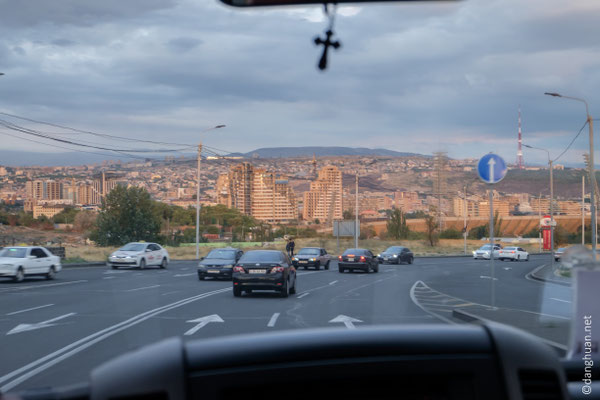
[252,170,297,222]
[25,180,44,200]
[217,163,297,222]
[91,172,120,205]
[303,166,343,222]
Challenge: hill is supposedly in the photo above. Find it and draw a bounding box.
[230,147,428,158]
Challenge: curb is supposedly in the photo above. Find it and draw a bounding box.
[526,264,571,287]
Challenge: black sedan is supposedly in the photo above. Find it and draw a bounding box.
[338,248,379,273]
[232,250,297,297]
[198,248,243,280]
[378,246,414,265]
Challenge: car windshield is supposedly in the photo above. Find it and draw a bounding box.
[206,249,237,259]
[343,249,366,256]
[119,244,146,252]
[0,248,27,258]
[0,0,595,394]
[298,248,320,255]
[239,251,282,263]
[384,247,404,252]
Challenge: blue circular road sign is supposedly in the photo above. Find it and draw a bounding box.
[477,153,507,184]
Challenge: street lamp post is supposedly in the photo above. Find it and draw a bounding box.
[523,144,554,270]
[195,125,226,260]
[545,92,595,253]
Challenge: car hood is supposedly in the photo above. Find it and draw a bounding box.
[0,257,27,264]
[295,255,318,259]
[199,259,235,267]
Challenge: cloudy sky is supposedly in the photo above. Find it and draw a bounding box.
[0,0,599,166]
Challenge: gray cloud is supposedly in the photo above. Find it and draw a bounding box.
[0,0,599,167]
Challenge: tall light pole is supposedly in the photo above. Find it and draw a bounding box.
[463,185,468,255]
[195,124,226,260]
[545,92,595,253]
[355,173,359,248]
[523,144,554,270]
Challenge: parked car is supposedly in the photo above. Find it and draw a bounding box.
[338,248,379,273]
[472,244,502,260]
[554,247,567,262]
[106,242,169,269]
[0,246,62,282]
[378,246,414,265]
[232,250,296,297]
[198,248,243,280]
[497,247,529,262]
[292,247,332,270]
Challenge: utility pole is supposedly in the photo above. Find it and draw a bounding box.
[582,175,585,246]
[196,143,203,260]
[355,173,359,248]
[549,159,554,271]
[463,185,467,255]
[538,193,542,253]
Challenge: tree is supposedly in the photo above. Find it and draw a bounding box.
[91,186,162,246]
[73,210,97,234]
[425,214,438,247]
[439,228,462,239]
[343,210,354,220]
[314,218,321,225]
[387,208,410,239]
[52,207,80,224]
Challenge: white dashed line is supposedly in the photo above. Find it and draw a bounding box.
[329,280,338,285]
[297,293,309,299]
[6,304,55,316]
[550,297,571,303]
[125,285,161,292]
[267,312,280,327]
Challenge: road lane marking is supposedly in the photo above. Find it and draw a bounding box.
[6,304,54,316]
[125,285,161,292]
[7,313,76,335]
[161,291,181,296]
[550,297,571,303]
[329,280,338,285]
[267,313,280,327]
[0,280,88,292]
[297,293,309,299]
[0,287,230,392]
[479,275,498,281]
[174,273,196,277]
[184,314,224,335]
[102,276,115,280]
[329,314,362,329]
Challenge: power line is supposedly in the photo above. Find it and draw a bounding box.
[0,111,194,147]
[553,120,588,163]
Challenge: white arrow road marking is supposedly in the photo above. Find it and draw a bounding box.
[7,313,76,335]
[184,314,224,336]
[487,157,496,183]
[329,314,363,329]
[267,313,280,327]
[6,304,54,316]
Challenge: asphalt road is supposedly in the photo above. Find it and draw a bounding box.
[0,255,572,393]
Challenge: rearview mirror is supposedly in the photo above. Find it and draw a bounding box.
[28,255,36,259]
[220,0,458,7]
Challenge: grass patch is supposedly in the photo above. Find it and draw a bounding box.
[62,256,88,264]
[62,238,544,261]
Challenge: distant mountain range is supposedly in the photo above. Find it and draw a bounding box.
[229,147,428,158]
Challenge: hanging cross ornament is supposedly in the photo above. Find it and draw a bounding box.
[313,4,341,71]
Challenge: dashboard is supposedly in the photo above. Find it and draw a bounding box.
[6,323,597,400]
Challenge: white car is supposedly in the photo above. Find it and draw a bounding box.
[497,247,529,262]
[107,242,169,269]
[472,244,502,260]
[0,246,62,282]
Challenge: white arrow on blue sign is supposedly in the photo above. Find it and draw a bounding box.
[477,153,507,184]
